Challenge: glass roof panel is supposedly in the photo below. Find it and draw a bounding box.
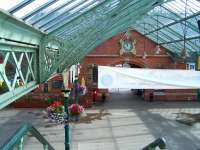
[0,0,199,57]
[186,0,200,13]
[43,0,104,33]
[13,0,49,18]
[0,0,23,10]
[163,0,200,16]
[35,0,86,29]
[26,0,70,23]
[68,0,95,14]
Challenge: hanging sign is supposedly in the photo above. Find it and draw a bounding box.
[198,55,200,70]
[98,66,200,89]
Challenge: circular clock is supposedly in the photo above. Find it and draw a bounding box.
[122,41,133,52]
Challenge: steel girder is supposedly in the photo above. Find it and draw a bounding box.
[49,0,160,36]
[50,0,161,47]
[144,11,200,36]
[134,14,199,55]
[150,16,200,51]
[0,0,200,109]
[40,0,161,76]
[150,16,200,50]
[57,0,153,39]
[160,6,199,33]
[141,4,200,52]
[0,10,42,109]
[140,22,195,53]
[0,10,43,45]
[160,35,200,44]
[47,0,142,33]
[60,2,161,69]
[133,23,184,52]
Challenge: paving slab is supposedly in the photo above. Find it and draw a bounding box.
[1,90,200,150]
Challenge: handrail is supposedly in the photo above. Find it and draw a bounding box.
[142,137,166,150]
[0,122,55,150]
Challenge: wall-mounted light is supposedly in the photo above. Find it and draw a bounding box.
[155,45,161,55]
[143,52,147,59]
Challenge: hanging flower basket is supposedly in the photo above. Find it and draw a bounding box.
[70,114,81,122]
[68,104,84,121]
[46,101,65,124]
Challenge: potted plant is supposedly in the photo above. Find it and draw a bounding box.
[68,104,84,121]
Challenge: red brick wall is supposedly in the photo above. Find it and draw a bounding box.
[12,75,64,108]
[80,30,197,103]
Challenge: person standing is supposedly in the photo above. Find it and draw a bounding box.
[101,93,106,103]
[92,89,97,104]
[149,92,153,102]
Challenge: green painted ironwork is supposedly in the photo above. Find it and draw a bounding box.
[0,10,43,45]
[0,11,41,104]
[43,144,49,150]
[0,0,200,109]
[0,122,55,150]
[62,89,71,150]
[0,38,38,109]
[17,137,24,150]
[22,0,58,21]
[142,137,166,150]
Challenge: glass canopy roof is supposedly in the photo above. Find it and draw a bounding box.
[0,0,199,57]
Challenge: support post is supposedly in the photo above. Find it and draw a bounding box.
[142,137,166,150]
[17,137,24,150]
[62,89,71,150]
[197,55,200,101]
[74,76,79,104]
[43,144,48,150]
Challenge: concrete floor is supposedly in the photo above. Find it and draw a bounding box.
[1,90,200,149]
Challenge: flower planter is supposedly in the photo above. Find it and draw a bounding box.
[46,101,65,124]
[47,112,65,124]
[70,114,80,122]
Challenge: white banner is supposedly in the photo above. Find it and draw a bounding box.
[98,66,200,89]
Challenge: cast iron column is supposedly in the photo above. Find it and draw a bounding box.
[62,89,71,150]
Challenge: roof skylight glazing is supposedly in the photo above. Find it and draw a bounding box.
[0,0,199,57]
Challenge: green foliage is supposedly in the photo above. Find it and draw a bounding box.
[54,106,64,114]
[44,97,54,104]
[0,81,7,91]
[15,82,20,88]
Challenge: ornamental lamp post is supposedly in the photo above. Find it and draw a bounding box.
[62,70,71,150]
[61,89,71,150]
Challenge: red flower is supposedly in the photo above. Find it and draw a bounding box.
[50,101,62,108]
[68,104,84,115]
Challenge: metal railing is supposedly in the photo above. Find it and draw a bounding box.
[142,137,166,150]
[0,122,55,150]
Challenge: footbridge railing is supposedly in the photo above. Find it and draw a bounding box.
[0,122,55,150]
[142,137,166,150]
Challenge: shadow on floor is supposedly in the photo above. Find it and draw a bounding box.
[76,108,111,124]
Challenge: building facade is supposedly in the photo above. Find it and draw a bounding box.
[80,30,197,104]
